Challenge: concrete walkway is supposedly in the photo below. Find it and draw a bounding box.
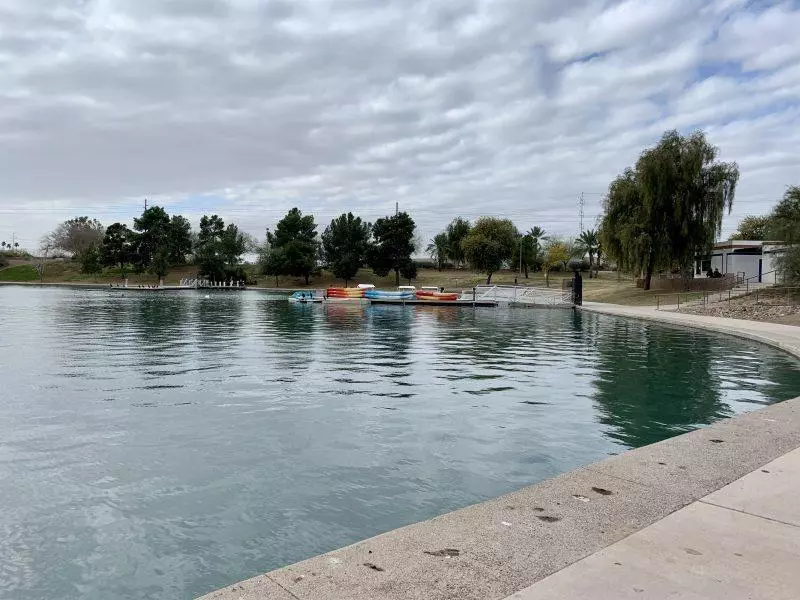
[506,447,800,599]
[198,306,800,600]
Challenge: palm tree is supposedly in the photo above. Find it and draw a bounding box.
[426,232,449,271]
[577,229,599,278]
[0,242,5,249]
[527,226,547,272]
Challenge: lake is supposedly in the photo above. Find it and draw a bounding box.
[1,286,799,600]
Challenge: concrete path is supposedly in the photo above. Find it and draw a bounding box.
[581,302,800,359]
[505,448,800,599]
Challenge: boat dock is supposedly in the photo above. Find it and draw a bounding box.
[368,298,498,307]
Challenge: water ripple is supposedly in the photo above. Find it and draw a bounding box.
[0,287,798,600]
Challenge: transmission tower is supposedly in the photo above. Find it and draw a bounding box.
[578,192,585,233]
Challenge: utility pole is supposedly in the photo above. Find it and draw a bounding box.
[144,198,148,211]
[395,202,398,216]
[578,192,585,233]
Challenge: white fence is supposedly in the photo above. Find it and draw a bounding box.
[462,285,572,306]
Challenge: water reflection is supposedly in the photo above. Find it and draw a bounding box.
[591,319,725,446]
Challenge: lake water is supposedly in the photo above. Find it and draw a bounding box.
[1,286,799,600]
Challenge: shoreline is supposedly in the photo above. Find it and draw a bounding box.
[198,306,800,600]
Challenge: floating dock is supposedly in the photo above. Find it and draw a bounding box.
[368,298,498,307]
[110,285,247,292]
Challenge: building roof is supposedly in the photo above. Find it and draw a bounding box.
[714,240,783,250]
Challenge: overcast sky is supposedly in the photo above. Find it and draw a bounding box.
[1,0,799,251]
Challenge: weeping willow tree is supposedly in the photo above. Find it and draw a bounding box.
[600,130,739,290]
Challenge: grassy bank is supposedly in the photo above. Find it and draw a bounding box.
[0,264,40,282]
[0,260,674,306]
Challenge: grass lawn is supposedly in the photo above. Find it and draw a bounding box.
[0,264,40,281]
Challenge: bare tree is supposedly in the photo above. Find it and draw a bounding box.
[43,217,105,256]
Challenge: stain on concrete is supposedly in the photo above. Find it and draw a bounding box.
[537,515,561,523]
[423,549,460,557]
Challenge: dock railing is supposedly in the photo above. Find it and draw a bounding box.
[467,284,573,306]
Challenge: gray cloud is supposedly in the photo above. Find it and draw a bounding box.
[1,0,799,249]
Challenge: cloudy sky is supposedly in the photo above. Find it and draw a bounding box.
[1,0,799,251]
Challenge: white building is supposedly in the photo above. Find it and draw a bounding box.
[695,240,784,283]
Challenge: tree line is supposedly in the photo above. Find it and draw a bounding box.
[260,209,420,287]
[40,203,607,286]
[42,207,249,282]
[258,207,605,287]
[599,128,798,289]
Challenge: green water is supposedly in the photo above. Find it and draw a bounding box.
[1,286,798,600]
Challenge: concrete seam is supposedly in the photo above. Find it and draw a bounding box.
[697,499,800,530]
[265,574,303,600]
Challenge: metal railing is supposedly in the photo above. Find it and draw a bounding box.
[467,284,573,306]
[751,285,800,306]
[656,282,798,310]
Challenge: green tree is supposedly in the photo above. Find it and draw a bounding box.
[368,212,416,286]
[133,206,172,279]
[769,186,800,244]
[426,232,450,270]
[266,208,319,284]
[320,212,371,286]
[511,233,537,278]
[769,186,800,283]
[600,130,739,290]
[79,243,103,274]
[576,229,599,278]
[730,215,772,241]
[151,246,170,280]
[445,217,471,268]
[542,238,570,287]
[400,260,418,283]
[528,226,547,272]
[195,215,227,280]
[259,245,287,287]
[221,224,247,271]
[168,215,194,265]
[100,223,135,278]
[461,217,517,284]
